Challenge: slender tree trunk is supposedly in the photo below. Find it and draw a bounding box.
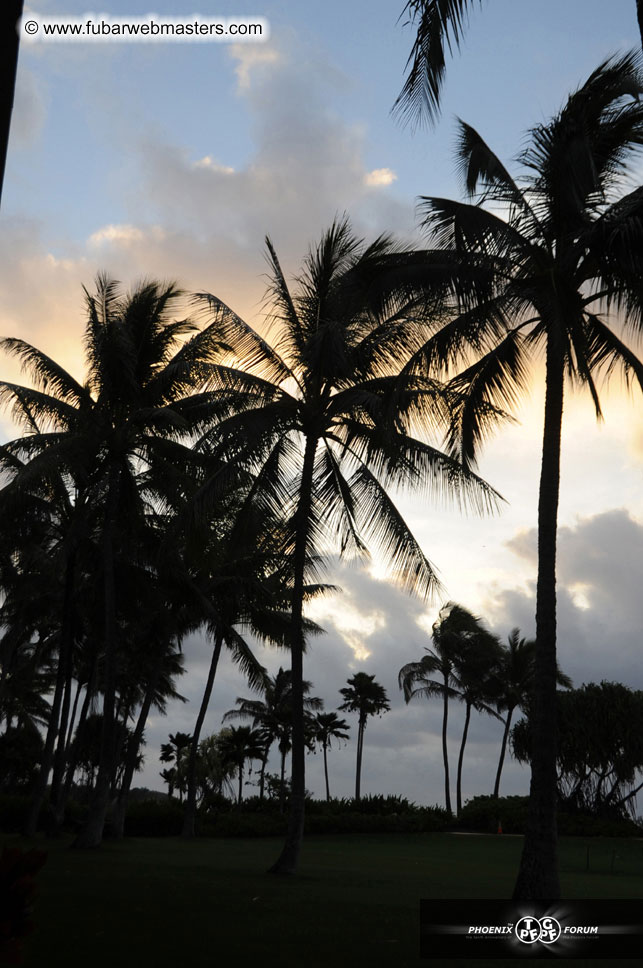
[238,763,244,805]
[269,433,317,874]
[638,0,643,50]
[279,746,287,813]
[24,552,76,837]
[323,743,330,801]
[259,744,270,800]
[456,702,472,816]
[47,604,77,834]
[512,337,564,900]
[441,677,452,817]
[0,1,24,209]
[182,631,223,838]
[355,720,364,801]
[64,679,83,762]
[493,707,514,799]
[112,663,162,839]
[73,471,119,848]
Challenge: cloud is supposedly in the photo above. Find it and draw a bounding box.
[364,167,397,188]
[486,508,643,691]
[229,44,281,91]
[10,68,46,148]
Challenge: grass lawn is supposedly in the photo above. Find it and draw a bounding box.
[5,832,643,968]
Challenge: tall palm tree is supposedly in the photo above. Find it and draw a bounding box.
[339,672,390,800]
[159,731,192,801]
[414,55,643,897]
[195,218,499,873]
[394,0,643,127]
[312,712,350,801]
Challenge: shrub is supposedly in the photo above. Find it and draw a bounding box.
[123,799,183,837]
[457,795,643,837]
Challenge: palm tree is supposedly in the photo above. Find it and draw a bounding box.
[491,629,572,799]
[448,618,503,815]
[339,672,390,800]
[217,726,265,804]
[399,602,497,815]
[394,0,643,127]
[312,712,350,801]
[223,668,323,810]
[159,731,192,801]
[414,55,643,897]
[0,274,233,846]
[195,218,499,873]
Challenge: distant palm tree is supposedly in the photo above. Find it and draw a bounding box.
[195,218,498,873]
[399,602,499,815]
[217,726,265,804]
[224,668,323,810]
[159,732,192,802]
[394,0,643,127]
[339,672,390,800]
[491,629,572,799]
[312,712,350,801]
[449,618,503,815]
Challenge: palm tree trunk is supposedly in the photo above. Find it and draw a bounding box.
[456,702,472,816]
[182,631,223,838]
[238,762,244,805]
[24,551,76,837]
[637,0,643,50]
[355,720,364,801]
[73,470,119,849]
[441,675,452,816]
[512,337,564,900]
[323,742,330,801]
[279,746,287,813]
[493,707,514,799]
[0,1,24,209]
[112,663,162,839]
[259,745,270,800]
[269,433,317,874]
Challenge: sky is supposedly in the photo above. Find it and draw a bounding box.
[2,0,643,809]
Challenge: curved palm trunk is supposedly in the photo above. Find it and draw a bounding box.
[456,702,472,816]
[0,1,24,209]
[513,339,564,900]
[182,631,223,838]
[355,719,365,801]
[323,742,330,801]
[638,0,643,50]
[441,675,453,817]
[493,707,514,799]
[269,434,317,874]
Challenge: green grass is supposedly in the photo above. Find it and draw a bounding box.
[5,832,643,968]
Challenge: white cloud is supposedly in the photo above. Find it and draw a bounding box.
[364,167,397,188]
